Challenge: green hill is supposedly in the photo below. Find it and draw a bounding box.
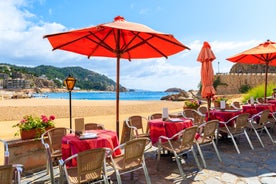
[0,63,124,91]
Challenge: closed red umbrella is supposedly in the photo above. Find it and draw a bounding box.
[44,16,190,136]
[197,42,216,118]
[226,40,276,102]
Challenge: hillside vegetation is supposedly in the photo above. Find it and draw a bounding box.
[0,63,124,91]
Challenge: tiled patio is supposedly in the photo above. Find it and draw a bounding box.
[21,132,276,184]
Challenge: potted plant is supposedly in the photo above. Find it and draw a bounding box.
[184,99,201,110]
[212,96,228,109]
[13,115,55,140]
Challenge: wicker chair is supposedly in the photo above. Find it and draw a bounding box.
[157,126,201,178]
[60,148,109,184]
[218,113,254,154]
[85,123,105,130]
[247,109,275,147]
[231,101,242,110]
[107,138,151,184]
[197,106,207,116]
[256,97,265,104]
[0,139,23,184]
[182,109,205,126]
[148,113,162,120]
[126,115,149,139]
[41,127,74,183]
[195,120,222,168]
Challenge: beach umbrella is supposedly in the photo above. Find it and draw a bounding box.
[43,16,190,137]
[226,40,276,102]
[197,41,216,119]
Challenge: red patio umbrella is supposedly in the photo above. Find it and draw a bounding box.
[43,16,190,137]
[197,42,216,118]
[226,40,276,102]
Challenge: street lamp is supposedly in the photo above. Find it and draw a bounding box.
[64,75,76,131]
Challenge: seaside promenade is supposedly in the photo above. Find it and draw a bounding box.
[21,133,276,184]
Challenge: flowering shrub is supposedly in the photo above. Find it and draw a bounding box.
[184,99,201,109]
[13,115,55,136]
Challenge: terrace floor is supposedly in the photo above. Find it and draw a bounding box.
[21,131,276,184]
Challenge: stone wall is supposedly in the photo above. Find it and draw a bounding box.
[7,138,47,175]
[215,73,276,95]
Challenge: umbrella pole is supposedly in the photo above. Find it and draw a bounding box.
[264,62,268,103]
[116,56,120,138]
[207,97,211,120]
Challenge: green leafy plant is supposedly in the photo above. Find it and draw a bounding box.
[212,96,228,102]
[184,99,201,109]
[239,84,251,93]
[242,83,276,103]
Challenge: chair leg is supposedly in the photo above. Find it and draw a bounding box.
[196,143,207,168]
[264,126,275,144]
[173,152,186,178]
[229,133,240,154]
[244,130,254,150]
[115,170,122,184]
[156,145,161,171]
[253,128,265,148]
[211,140,222,163]
[191,146,202,171]
[142,160,151,184]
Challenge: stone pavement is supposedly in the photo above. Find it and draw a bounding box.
[21,132,276,184]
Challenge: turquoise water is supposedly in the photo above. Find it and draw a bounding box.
[42,91,176,101]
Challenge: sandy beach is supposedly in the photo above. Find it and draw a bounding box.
[0,98,185,138]
[0,98,184,164]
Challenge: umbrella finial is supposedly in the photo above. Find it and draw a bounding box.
[114,16,125,22]
[203,41,211,48]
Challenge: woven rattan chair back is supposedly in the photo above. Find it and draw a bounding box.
[0,165,13,183]
[183,109,205,126]
[197,106,207,115]
[256,97,264,104]
[235,113,250,129]
[201,120,218,141]
[149,113,162,120]
[47,128,67,153]
[124,138,147,169]
[85,123,98,130]
[129,116,144,131]
[259,109,270,125]
[76,148,106,182]
[232,101,241,109]
[181,126,198,147]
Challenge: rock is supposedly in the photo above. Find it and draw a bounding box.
[164,88,184,92]
[161,90,199,101]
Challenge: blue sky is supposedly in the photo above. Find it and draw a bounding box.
[0,0,275,91]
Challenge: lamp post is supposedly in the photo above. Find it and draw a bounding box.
[64,75,76,131]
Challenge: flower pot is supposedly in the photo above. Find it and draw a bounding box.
[20,129,42,140]
[213,101,220,109]
[20,126,54,140]
[183,105,199,110]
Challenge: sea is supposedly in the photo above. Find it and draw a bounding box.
[39,91,177,101]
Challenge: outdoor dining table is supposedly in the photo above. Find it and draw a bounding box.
[267,99,276,109]
[62,129,121,166]
[148,117,193,145]
[208,109,242,126]
[242,104,275,116]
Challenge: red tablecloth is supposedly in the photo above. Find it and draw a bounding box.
[267,100,276,110]
[148,118,193,144]
[62,130,121,166]
[208,109,242,126]
[242,104,275,116]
